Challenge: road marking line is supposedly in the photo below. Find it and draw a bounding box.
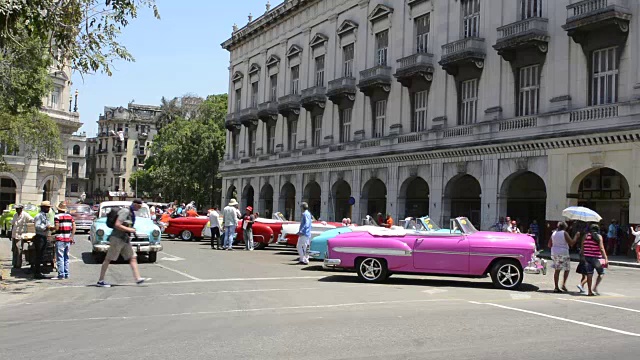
[43,275,328,289]
[510,293,531,300]
[153,263,201,281]
[469,301,640,337]
[0,298,462,324]
[558,298,640,313]
[422,288,447,295]
[159,250,185,259]
[602,292,626,297]
[159,257,185,262]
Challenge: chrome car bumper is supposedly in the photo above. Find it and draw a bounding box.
[524,256,547,275]
[75,224,92,230]
[309,250,321,258]
[323,258,341,269]
[93,244,163,253]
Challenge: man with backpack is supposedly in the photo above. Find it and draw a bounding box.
[97,199,149,287]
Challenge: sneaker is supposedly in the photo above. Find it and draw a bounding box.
[51,276,64,280]
[64,275,69,279]
[577,285,585,293]
[97,280,111,288]
[136,278,151,285]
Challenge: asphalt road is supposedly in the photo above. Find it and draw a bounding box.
[1,235,640,360]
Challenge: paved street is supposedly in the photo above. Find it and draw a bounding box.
[2,235,640,359]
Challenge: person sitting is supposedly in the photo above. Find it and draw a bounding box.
[186,208,198,217]
[384,214,394,228]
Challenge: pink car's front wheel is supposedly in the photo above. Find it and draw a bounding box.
[356,257,389,283]
[490,260,524,290]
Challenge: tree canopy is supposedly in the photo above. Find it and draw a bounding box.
[130,94,227,207]
[0,0,159,165]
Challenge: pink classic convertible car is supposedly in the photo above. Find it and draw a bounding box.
[323,217,546,290]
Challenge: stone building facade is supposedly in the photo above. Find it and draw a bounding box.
[92,103,160,197]
[0,66,81,210]
[220,0,640,230]
[65,132,88,203]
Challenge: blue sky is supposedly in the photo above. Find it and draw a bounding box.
[73,0,281,135]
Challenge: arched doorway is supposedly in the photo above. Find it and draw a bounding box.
[574,167,630,225]
[42,178,55,202]
[242,185,254,210]
[501,171,547,233]
[226,185,237,203]
[399,177,429,219]
[332,180,351,222]
[361,178,387,221]
[303,182,321,220]
[444,175,481,228]
[0,177,17,211]
[280,183,296,221]
[260,184,274,219]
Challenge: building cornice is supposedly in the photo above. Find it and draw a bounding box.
[221,0,320,51]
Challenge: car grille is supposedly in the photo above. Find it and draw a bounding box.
[130,233,149,241]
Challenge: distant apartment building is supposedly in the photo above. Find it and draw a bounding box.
[65,132,88,202]
[220,0,640,230]
[92,103,160,197]
[0,65,82,210]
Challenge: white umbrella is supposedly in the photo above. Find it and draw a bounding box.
[562,206,602,222]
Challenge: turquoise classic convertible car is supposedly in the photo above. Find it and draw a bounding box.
[89,201,163,263]
[309,216,451,260]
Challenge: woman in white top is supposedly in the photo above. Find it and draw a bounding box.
[630,225,640,263]
[547,222,576,293]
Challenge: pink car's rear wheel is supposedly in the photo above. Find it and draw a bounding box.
[356,257,388,283]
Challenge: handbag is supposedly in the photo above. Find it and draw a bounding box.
[599,258,608,268]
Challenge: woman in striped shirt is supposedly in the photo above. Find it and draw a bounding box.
[580,224,608,296]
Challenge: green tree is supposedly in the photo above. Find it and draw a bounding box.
[0,0,159,163]
[131,94,227,207]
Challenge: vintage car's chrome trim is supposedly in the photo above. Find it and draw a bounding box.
[333,247,412,257]
[309,250,321,258]
[323,258,341,268]
[413,249,524,258]
[93,244,163,253]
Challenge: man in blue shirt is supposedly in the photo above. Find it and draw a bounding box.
[33,201,55,279]
[297,202,312,265]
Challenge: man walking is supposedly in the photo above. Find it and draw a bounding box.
[10,204,33,268]
[607,219,618,255]
[97,199,149,287]
[222,199,239,250]
[53,202,75,280]
[33,201,55,279]
[296,202,312,265]
[243,206,255,250]
[208,207,221,249]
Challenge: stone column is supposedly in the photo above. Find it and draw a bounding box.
[481,158,499,230]
[294,173,304,221]
[386,165,399,220]
[430,162,444,226]
[320,172,330,221]
[351,167,362,224]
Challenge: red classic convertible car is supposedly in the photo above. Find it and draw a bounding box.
[168,215,277,249]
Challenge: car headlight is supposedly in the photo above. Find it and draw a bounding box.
[152,230,160,238]
[96,229,105,237]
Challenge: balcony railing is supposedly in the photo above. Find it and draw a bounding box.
[301,86,327,110]
[497,17,549,40]
[96,167,108,174]
[398,53,434,69]
[395,53,435,87]
[359,65,392,80]
[111,167,125,174]
[327,77,357,103]
[221,102,638,171]
[567,0,627,20]
[442,37,486,57]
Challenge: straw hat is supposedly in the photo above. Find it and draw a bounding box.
[57,202,67,211]
[228,199,238,206]
[40,201,51,207]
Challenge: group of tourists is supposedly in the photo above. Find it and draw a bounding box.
[492,216,541,247]
[549,221,608,296]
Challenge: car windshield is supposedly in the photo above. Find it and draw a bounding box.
[100,205,150,219]
[69,205,91,214]
[453,217,478,234]
[421,217,442,231]
[273,212,287,221]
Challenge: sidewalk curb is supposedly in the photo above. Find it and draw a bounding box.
[539,254,640,269]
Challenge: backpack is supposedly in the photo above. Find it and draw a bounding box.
[106,208,120,228]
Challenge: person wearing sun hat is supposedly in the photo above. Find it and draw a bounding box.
[33,201,55,279]
[222,199,240,250]
[10,204,33,268]
[242,206,255,250]
[52,202,76,280]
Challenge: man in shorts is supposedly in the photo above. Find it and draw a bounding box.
[96,199,149,287]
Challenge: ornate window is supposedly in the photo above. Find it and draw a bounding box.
[459,79,478,125]
[373,100,386,138]
[591,47,619,106]
[517,65,540,116]
[343,44,354,77]
[340,108,352,143]
[415,14,430,54]
[462,0,481,38]
[375,30,389,66]
[413,91,428,132]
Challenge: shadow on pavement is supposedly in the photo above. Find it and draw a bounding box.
[316,274,540,292]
